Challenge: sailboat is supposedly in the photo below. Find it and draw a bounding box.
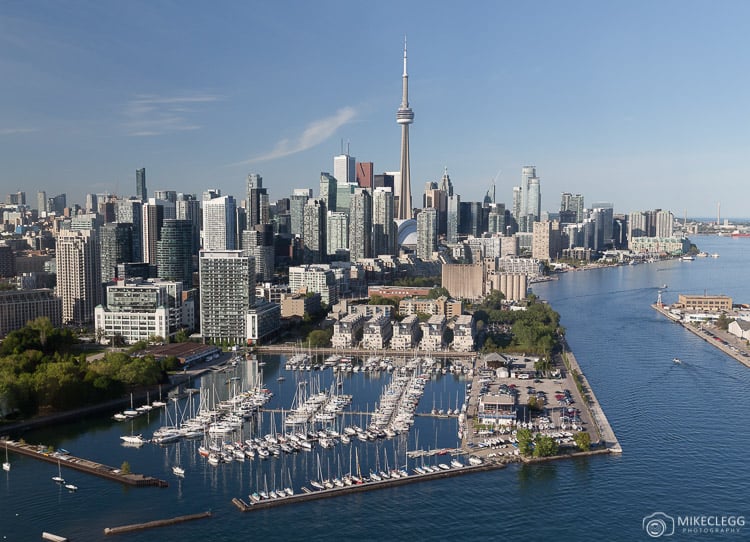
[172,443,185,477]
[64,482,78,491]
[52,459,65,484]
[3,440,10,471]
[123,393,139,418]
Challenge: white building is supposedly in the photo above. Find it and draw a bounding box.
[452,314,475,352]
[202,195,237,251]
[331,313,366,348]
[361,315,393,350]
[288,265,338,305]
[419,315,446,351]
[391,314,420,350]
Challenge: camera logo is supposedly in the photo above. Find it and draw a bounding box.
[643,512,675,538]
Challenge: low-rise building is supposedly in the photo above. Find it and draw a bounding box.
[391,314,420,350]
[247,300,281,344]
[676,294,732,311]
[452,314,475,352]
[281,292,321,318]
[331,313,366,348]
[629,236,690,256]
[419,315,446,351]
[728,319,750,340]
[399,296,462,319]
[0,288,62,337]
[478,392,518,425]
[361,315,393,350]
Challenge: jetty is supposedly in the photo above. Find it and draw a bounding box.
[232,461,505,512]
[0,439,168,488]
[104,511,212,535]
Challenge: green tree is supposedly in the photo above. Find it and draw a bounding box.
[716,313,732,331]
[573,431,591,452]
[307,329,333,348]
[426,286,451,300]
[174,328,189,343]
[533,434,559,457]
[120,461,131,474]
[516,427,533,456]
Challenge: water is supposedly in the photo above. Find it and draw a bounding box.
[2,236,749,540]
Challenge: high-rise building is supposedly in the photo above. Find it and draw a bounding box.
[56,229,101,325]
[136,168,147,202]
[199,250,255,344]
[142,198,175,264]
[447,194,460,243]
[335,180,355,214]
[99,222,133,284]
[561,193,585,222]
[628,211,648,239]
[153,190,177,204]
[242,225,274,282]
[85,193,98,214]
[327,211,349,256]
[202,195,237,251]
[372,187,396,257]
[303,198,326,264]
[488,203,506,234]
[532,220,561,261]
[356,162,374,188]
[289,188,311,238]
[655,210,674,238]
[48,193,67,215]
[416,208,437,261]
[246,173,268,228]
[460,201,483,237]
[116,197,144,262]
[395,40,414,220]
[157,219,193,287]
[37,191,47,214]
[517,166,541,232]
[349,188,372,262]
[319,173,337,214]
[176,193,201,257]
[439,168,454,197]
[591,202,614,250]
[334,152,356,185]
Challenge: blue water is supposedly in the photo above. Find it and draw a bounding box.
[2,236,749,541]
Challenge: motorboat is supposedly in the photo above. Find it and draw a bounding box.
[672,358,682,364]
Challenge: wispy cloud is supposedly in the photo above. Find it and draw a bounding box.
[0,127,38,136]
[238,106,357,164]
[123,94,220,136]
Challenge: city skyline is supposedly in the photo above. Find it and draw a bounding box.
[2,2,750,217]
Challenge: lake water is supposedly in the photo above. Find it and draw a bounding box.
[2,235,749,540]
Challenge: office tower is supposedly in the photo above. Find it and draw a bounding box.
[242,225,274,282]
[289,189,311,237]
[336,180,355,214]
[560,192,585,222]
[85,193,98,213]
[142,198,175,264]
[246,173,268,228]
[447,194,460,243]
[439,168,453,197]
[460,201,483,237]
[334,151,356,185]
[136,168,147,202]
[319,173,336,214]
[303,198,326,264]
[517,166,541,232]
[372,187,396,257]
[373,173,395,191]
[202,188,221,202]
[395,40,414,220]
[423,180,447,235]
[655,210,674,238]
[199,250,255,344]
[356,162,374,188]
[202,195,237,251]
[99,222,133,284]
[484,184,495,205]
[349,188,372,262]
[488,203,506,234]
[416,208,437,260]
[116,197,144,262]
[153,190,177,204]
[327,211,349,256]
[511,186,522,230]
[99,198,116,223]
[591,202,614,249]
[48,193,67,215]
[236,207,247,248]
[37,191,47,214]
[176,193,201,257]
[157,219,193,287]
[5,191,25,205]
[56,229,101,325]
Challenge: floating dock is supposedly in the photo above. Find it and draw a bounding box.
[0,439,168,488]
[104,511,212,535]
[232,461,505,512]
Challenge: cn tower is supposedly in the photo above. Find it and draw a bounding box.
[396,38,414,220]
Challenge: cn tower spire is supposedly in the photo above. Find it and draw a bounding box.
[396,37,414,220]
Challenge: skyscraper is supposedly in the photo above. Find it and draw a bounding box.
[56,229,101,325]
[326,211,349,256]
[176,193,201,257]
[246,173,268,228]
[136,168,147,202]
[334,151,356,185]
[319,173,337,214]
[157,219,193,287]
[303,199,326,264]
[142,198,175,264]
[202,195,237,251]
[416,208,437,261]
[289,188,312,237]
[37,190,47,214]
[99,222,133,284]
[199,250,255,344]
[356,162,374,188]
[561,192,585,223]
[116,197,144,262]
[349,188,372,262]
[372,187,396,257]
[395,39,414,220]
[446,194,460,244]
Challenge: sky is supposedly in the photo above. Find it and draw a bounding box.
[2,1,750,218]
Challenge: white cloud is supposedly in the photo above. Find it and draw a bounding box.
[123,94,220,136]
[0,127,37,135]
[239,106,357,164]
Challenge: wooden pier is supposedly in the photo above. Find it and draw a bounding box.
[0,438,168,488]
[232,461,505,512]
[104,511,212,535]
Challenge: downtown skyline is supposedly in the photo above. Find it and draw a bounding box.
[3,2,750,217]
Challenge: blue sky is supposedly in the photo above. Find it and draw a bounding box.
[1,1,749,218]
